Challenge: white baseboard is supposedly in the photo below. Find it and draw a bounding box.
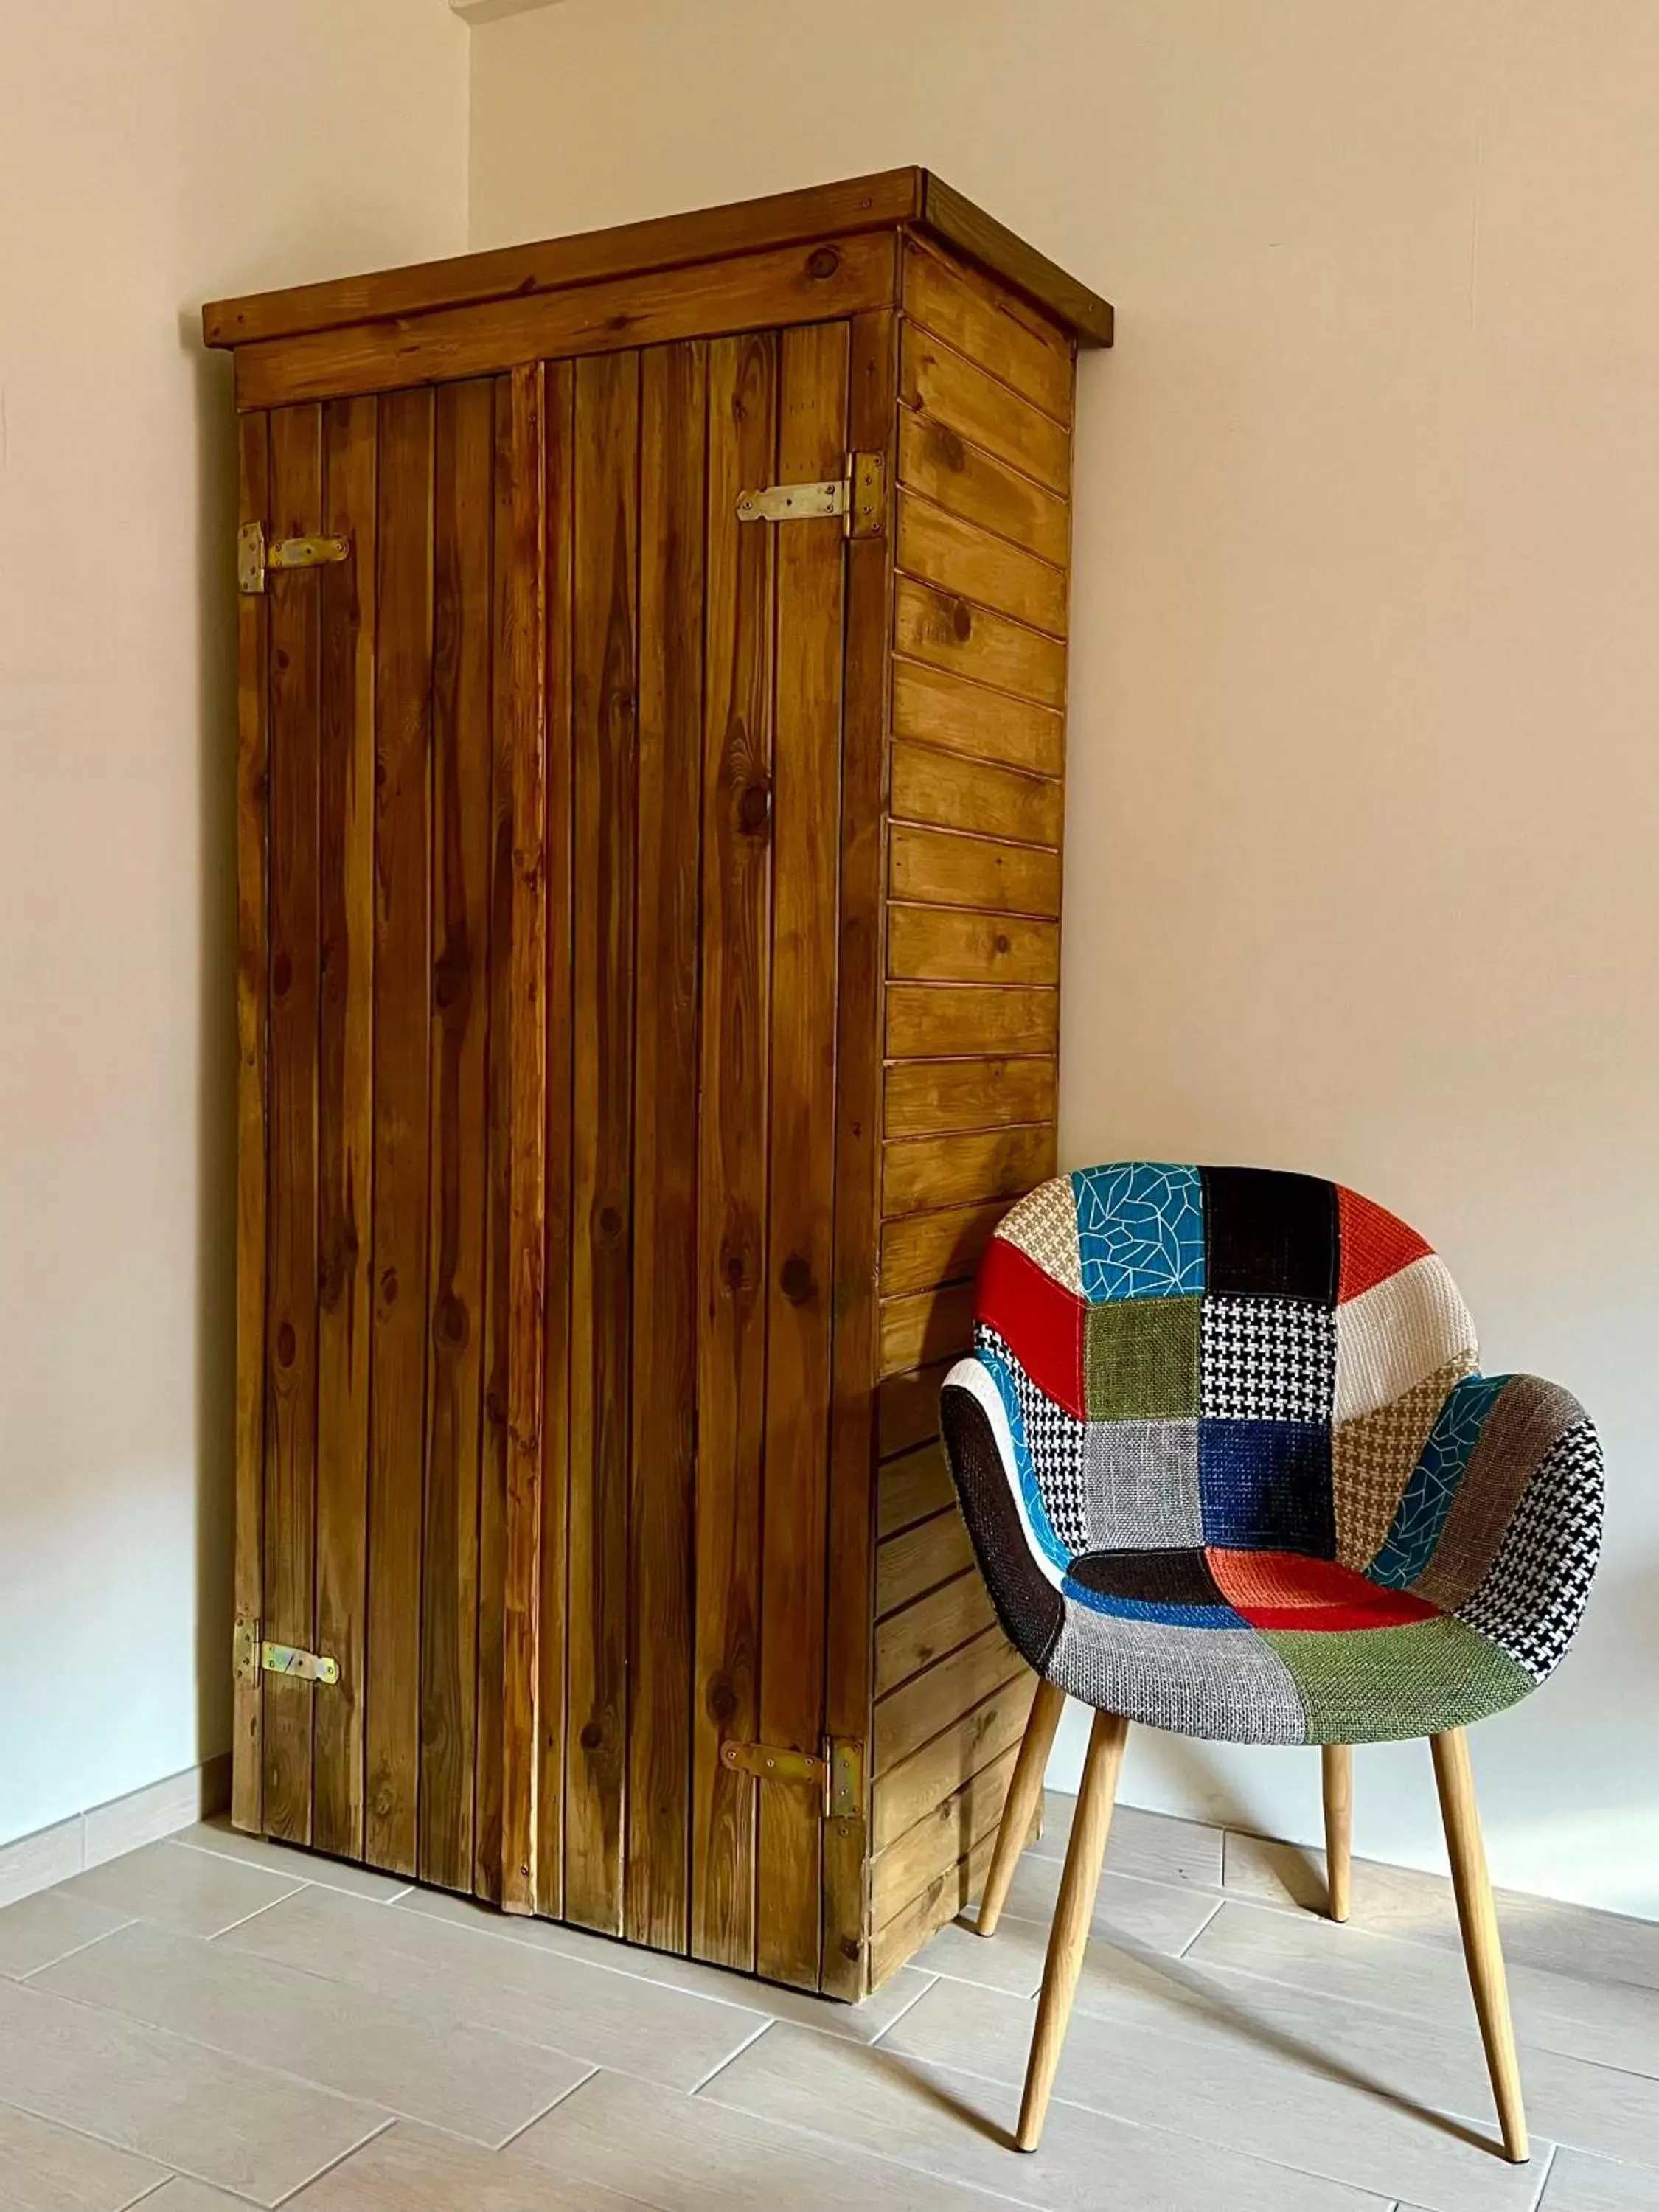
[0,1754,232,1910]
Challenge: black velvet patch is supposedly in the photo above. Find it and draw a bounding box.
[1067,1548,1229,1607]
[1202,1166,1338,1304]
[939,1385,1065,1673]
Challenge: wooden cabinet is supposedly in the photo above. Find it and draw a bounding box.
[206,168,1110,1998]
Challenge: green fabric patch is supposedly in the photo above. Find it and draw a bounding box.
[1086,1295,1200,1420]
[1258,1618,1534,1745]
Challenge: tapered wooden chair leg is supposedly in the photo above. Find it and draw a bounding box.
[1430,1728,1528,2163]
[1322,1743,1352,1923]
[1016,1708,1129,2152]
[977,1679,1066,1940]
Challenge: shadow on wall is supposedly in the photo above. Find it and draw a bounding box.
[187,316,240,1768]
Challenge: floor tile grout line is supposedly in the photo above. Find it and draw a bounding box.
[686,2014,776,2097]
[205,1882,316,1941]
[866,1967,942,2048]
[170,1833,414,1907]
[268,2112,399,2207]
[1175,1894,1226,1959]
[10,1913,140,1983]
[493,2060,602,2151]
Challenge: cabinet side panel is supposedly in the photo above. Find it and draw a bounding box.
[233,411,271,1836]
[868,241,1077,1980]
[313,394,378,1865]
[819,306,900,2000]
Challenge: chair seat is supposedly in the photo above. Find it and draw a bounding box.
[1050,1543,1534,1746]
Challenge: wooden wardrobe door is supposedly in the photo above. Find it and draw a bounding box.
[246,383,520,1888]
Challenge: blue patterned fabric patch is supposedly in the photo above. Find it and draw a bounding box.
[1073,1163,1206,1303]
[1368,1373,1508,1588]
[976,1342,1071,1574]
[1061,1580,1245,1630]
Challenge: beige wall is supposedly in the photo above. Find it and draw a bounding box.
[0,1,468,1850]
[471,0,1659,1915]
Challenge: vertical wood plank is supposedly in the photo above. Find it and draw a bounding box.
[313,394,377,1863]
[232,411,270,1836]
[626,340,706,1955]
[822,304,900,1997]
[692,330,777,1972]
[262,403,323,1848]
[501,363,549,1914]
[565,349,640,1935]
[473,377,514,1905]
[534,360,575,1921]
[366,386,435,1879]
[756,320,849,1989]
[419,379,493,1893]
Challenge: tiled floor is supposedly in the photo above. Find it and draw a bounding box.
[1,1801,1655,2210]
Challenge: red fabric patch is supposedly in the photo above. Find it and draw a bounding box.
[1336,1185,1435,1304]
[975,1234,1085,1418]
[1206,1547,1439,1631]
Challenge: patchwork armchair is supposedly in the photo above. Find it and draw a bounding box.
[940,1164,1602,2157]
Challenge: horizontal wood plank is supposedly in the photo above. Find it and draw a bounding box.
[888,903,1059,988]
[237,234,897,410]
[889,822,1060,917]
[883,1124,1055,1215]
[871,1739,1019,1930]
[878,1357,958,1460]
[875,1565,997,1698]
[884,1054,1057,1138]
[870,1829,995,1989]
[896,493,1068,639]
[878,1282,976,1377]
[897,406,1071,568]
[902,236,1075,422]
[887,983,1060,1060]
[892,658,1064,779]
[894,577,1066,711]
[876,1506,975,1618]
[877,1440,956,1541]
[898,493,1066,641]
[900,324,1070,495]
[890,742,1063,848]
[880,1198,1006,1297]
[871,1671,1038,1851]
[874,1622,1023,1771]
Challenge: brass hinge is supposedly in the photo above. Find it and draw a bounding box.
[237,520,352,594]
[719,1736,864,1820]
[736,451,885,538]
[233,1615,339,1686]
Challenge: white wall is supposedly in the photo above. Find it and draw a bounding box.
[0,1,468,1850]
[470,0,1659,1916]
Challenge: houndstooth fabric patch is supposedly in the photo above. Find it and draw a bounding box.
[1458,1420,1603,1682]
[976,1322,1087,1554]
[995,1178,1084,1296]
[1200,1296,1336,1422]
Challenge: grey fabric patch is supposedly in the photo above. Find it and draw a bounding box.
[1049,1605,1308,1745]
[1082,1418,1203,1548]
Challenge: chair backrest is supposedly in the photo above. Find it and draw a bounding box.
[942,1161,1602,1722]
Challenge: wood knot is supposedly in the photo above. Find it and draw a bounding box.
[276,1320,296,1368]
[438,1293,468,1348]
[271,950,292,1000]
[707,1677,737,1725]
[779,1254,815,1306]
[380,1266,398,1306]
[950,599,973,642]
[580,1719,604,1752]
[806,246,841,280]
[737,779,771,837]
[598,1203,625,1243]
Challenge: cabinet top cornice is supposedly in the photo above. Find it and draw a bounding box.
[202,167,1113,355]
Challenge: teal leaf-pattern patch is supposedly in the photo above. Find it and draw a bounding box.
[1368,1373,1507,1588]
[1072,1162,1206,1303]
